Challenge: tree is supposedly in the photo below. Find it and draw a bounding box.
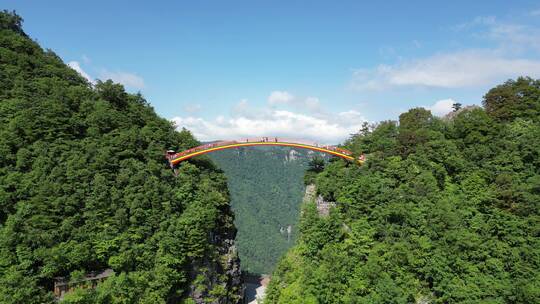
[267,77,540,304]
[483,76,540,122]
[95,79,129,107]
[0,10,24,34]
[398,107,433,130]
[397,108,435,156]
[308,156,325,173]
[0,11,241,303]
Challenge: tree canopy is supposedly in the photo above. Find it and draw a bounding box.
[209,147,311,274]
[266,78,540,303]
[0,11,240,303]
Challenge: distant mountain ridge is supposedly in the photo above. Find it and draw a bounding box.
[209,146,318,274]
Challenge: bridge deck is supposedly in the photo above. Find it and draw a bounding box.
[166,138,364,166]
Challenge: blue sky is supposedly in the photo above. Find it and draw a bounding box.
[3,1,540,142]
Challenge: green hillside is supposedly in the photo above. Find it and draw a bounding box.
[0,11,240,303]
[266,78,540,303]
[3,8,539,304]
[209,147,311,274]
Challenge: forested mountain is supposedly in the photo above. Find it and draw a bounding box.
[266,78,540,303]
[209,147,313,274]
[0,11,241,303]
[3,8,540,304]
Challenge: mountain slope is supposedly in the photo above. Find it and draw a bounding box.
[209,147,311,274]
[266,79,540,303]
[0,11,240,303]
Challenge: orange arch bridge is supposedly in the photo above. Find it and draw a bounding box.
[166,137,365,167]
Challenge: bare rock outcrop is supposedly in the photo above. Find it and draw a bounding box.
[303,184,336,217]
[188,225,242,303]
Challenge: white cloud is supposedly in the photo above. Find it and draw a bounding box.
[183,104,201,113]
[99,70,145,89]
[453,16,540,51]
[267,91,325,114]
[351,49,540,90]
[304,97,321,112]
[484,25,540,52]
[268,91,294,105]
[337,110,364,121]
[234,99,249,111]
[232,99,262,117]
[453,16,497,31]
[68,56,145,90]
[172,87,370,143]
[171,98,366,143]
[427,98,457,116]
[67,61,94,84]
[352,16,540,91]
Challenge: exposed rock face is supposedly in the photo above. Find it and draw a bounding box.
[221,239,243,302]
[188,220,243,303]
[285,149,299,162]
[248,275,270,304]
[303,184,336,217]
[415,293,434,304]
[303,184,317,203]
[315,194,336,217]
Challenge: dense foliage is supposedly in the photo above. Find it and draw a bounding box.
[266,78,540,303]
[209,147,310,274]
[0,11,240,303]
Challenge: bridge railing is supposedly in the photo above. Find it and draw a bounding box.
[168,141,235,159]
[166,137,358,162]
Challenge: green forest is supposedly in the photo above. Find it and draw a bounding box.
[0,11,241,303]
[209,147,310,274]
[266,78,540,303]
[2,8,540,304]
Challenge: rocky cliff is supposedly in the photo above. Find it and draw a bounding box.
[303,184,336,217]
[188,228,242,304]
